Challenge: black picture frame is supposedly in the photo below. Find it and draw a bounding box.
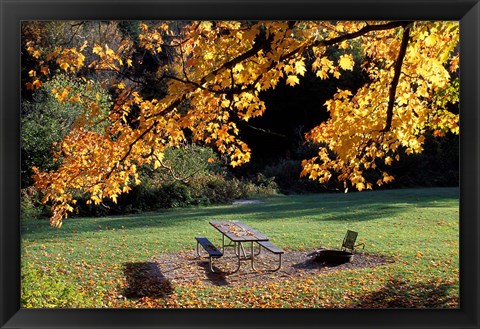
[1,0,478,328]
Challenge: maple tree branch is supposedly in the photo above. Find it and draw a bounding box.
[104,97,185,178]
[60,21,85,46]
[272,21,414,70]
[199,27,274,86]
[88,67,150,88]
[164,74,208,91]
[238,121,288,139]
[104,121,159,181]
[382,26,411,132]
[319,21,413,47]
[105,93,185,180]
[219,21,413,95]
[153,154,201,183]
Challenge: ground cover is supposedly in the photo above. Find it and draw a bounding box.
[21,187,459,308]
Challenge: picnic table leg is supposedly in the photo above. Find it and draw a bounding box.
[239,242,248,259]
[230,242,241,273]
[272,253,282,272]
[233,242,248,258]
[221,235,238,255]
[254,242,261,256]
[196,241,201,258]
[250,241,257,271]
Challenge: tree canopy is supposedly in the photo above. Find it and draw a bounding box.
[22,20,459,227]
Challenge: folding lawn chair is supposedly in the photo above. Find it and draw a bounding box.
[341,230,365,253]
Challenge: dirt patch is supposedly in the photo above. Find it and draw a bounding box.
[151,248,392,287]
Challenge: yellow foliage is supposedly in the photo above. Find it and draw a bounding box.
[26,20,459,226]
[286,75,300,86]
[338,54,354,71]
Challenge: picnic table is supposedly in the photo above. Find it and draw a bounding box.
[208,220,283,273]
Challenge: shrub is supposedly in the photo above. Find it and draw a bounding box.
[242,173,279,196]
[153,144,225,184]
[21,263,102,308]
[154,182,194,208]
[21,187,44,220]
[189,174,242,204]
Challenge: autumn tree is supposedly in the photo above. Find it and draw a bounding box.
[23,20,459,227]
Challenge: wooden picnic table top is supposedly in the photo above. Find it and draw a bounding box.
[209,220,269,242]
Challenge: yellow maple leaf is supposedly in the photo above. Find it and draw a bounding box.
[338,54,354,71]
[286,75,299,86]
[221,99,230,108]
[105,45,115,57]
[424,34,437,47]
[93,45,103,55]
[59,62,70,71]
[383,174,395,183]
[283,65,294,74]
[294,61,307,76]
[356,182,365,191]
[316,70,329,79]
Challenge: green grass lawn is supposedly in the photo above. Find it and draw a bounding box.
[21,187,459,308]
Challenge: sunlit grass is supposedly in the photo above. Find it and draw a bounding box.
[21,187,459,308]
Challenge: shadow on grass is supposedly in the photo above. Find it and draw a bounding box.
[351,278,458,308]
[22,187,459,240]
[19,201,406,239]
[196,260,230,286]
[122,262,173,299]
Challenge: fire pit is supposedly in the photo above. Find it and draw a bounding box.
[312,249,354,264]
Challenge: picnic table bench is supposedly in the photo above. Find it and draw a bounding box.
[256,241,284,271]
[195,236,223,272]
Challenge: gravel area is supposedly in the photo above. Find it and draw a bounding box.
[150,248,392,288]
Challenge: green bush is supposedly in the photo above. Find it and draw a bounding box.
[153,144,225,184]
[21,187,45,220]
[241,173,279,196]
[154,182,194,208]
[190,174,244,204]
[73,173,278,217]
[21,263,102,308]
